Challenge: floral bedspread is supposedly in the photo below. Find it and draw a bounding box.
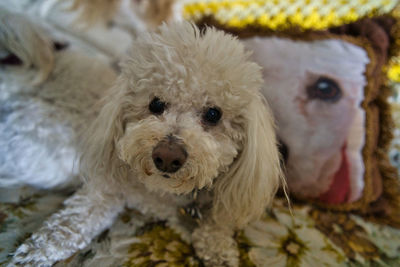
[2,191,400,266]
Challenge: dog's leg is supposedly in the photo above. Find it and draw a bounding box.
[192,221,239,267]
[9,188,124,267]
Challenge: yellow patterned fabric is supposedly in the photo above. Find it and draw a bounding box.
[183,0,398,30]
[389,5,400,82]
[389,63,400,82]
[183,0,400,82]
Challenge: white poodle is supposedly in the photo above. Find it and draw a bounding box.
[9,22,283,266]
[0,7,117,191]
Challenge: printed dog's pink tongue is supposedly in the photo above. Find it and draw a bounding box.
[318,145,350,204]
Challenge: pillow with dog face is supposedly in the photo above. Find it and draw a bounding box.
[244,35,369,205]
[183,0,400,223]
[240,29,398,214]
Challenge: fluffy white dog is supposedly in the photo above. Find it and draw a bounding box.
[10,22,283,266]
[0,7,117,191]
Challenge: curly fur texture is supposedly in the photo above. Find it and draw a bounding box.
[0,7,117,189]
[10,22,283,266]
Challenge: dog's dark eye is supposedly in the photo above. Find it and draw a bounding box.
[203,107,222,125]
[149,97,165,114]
[307,77,342,102]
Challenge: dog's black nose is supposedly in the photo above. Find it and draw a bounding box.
[152,139,187,174]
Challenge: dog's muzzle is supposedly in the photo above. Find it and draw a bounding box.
[152,138,187,175]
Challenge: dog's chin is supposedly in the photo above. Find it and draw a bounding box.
[139,172,198,195]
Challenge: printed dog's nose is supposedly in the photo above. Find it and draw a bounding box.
[152,140,187,174]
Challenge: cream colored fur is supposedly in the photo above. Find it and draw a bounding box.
[11,22,283,267]
[71,0,177,33]
[0,7,117,190]
[0,7,54,85]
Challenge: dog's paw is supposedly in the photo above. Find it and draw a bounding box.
[8,241,52,267]
[192,224,239,267]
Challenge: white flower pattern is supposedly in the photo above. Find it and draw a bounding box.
[244,201,347,267]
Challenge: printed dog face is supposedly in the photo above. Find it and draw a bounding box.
[244,37,369,204]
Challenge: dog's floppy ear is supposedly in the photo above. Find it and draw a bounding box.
[213,93,284,228]
[0,7,54,84]
[79,78,131,191]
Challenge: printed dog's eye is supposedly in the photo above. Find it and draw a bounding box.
[149,97,166,114]
[307,77,342,102]
[203,107,222,125]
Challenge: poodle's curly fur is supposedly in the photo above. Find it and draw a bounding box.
[10,21,283,266]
